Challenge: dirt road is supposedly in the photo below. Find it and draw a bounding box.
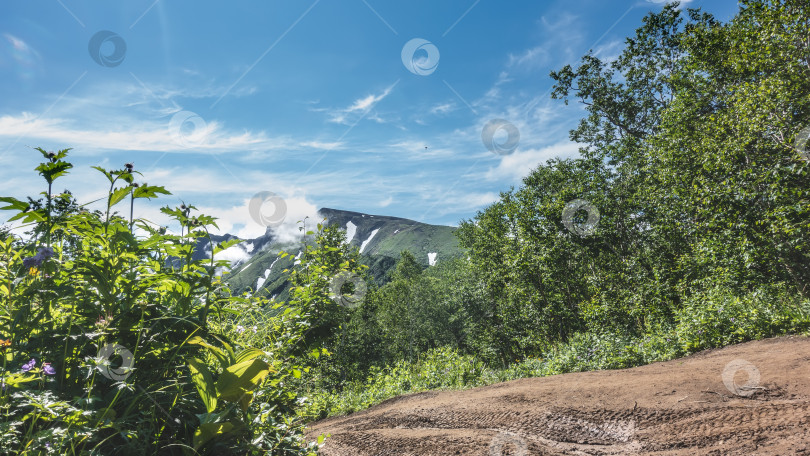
[307,336,810,455]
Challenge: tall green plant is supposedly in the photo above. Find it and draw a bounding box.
[0,149,318,455]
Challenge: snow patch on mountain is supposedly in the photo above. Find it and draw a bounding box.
[267,257,280,272]
[359,229,380,254]
[345,221,357,243]
[256,257,281,290]
[255,257,280,290]
[256,272,268,290]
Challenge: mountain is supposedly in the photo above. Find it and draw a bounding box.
[199,208,464,302]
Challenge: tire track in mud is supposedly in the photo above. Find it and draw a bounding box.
[307,336,810,455]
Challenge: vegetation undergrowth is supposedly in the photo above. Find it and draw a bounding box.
[302,284,810,420]
[296,2,810,424]
[1,1,809,453]
[0,149,328,455]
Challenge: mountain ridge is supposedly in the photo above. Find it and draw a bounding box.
[202,207,464,301]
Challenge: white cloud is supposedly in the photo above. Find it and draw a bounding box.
[484,141,581,182]
[540,12,580,32]
[205,193,320,242]
[508,46,550,68]
[213,242,254,266]
[299,140,345,150]
[420,191,501,219]
[127,187,321,243]
[325,83,396,125]
[0,112,292,155]
[348,91,388,112]
[429,102,456,115]
[387,140,461,161]
[593,39,625,62]
[0,79,321,159]
[3,34,41,61]
[133,81,258,102]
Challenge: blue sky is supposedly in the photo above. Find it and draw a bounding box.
[0,0,738,239]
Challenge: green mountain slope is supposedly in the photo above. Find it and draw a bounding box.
[210,208,463,302]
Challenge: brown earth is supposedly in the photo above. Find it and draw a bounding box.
[306,336,810,455]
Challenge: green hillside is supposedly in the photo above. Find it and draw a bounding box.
[220,208,463,301]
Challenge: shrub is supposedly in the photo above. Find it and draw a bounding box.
[675,284,810,352]
[0,148,319,455]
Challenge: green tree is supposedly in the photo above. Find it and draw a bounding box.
[283,221,367,388]
[652,0,810,296]
[458,0,810,363]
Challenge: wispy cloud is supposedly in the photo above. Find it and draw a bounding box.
[387,140,459,161]
[3,34,40,60]
[484,141,581,182]
[505,12,585,72]
[0,76,351,158]
[2,34,43,81]
[324,83,396,124]
[0,112,288,154]
[429,102,456,115]
[508,46,550,68]
[299,140,345,150]
[593,39,625,62]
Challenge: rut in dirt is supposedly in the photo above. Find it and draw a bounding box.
[307,336,810,455]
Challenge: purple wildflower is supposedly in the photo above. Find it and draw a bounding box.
[36,247,54,261]
[22,256,39,269]
[22,247,55,270]
[22,358,36,372]
[42,363,56,375]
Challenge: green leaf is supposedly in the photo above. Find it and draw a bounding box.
[2,373,38,388]
[237,391,253,413]
[215,358,272,403]
[36,160,73,184]
[187,358,217,413]
[210,335,236,365]
[187,336,229,369]
[213,239,242,255]
[133,185,172,199]
[0,196,28,212]
[108,186,132,207]
[36,147,70,162]
[233,348,263,365]
[92,165,114,184]
[193,422,235,450]
[0,197,44,223]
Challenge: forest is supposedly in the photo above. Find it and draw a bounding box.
[0,1,808,454]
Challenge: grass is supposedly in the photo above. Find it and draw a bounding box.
[298,286,810,422]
